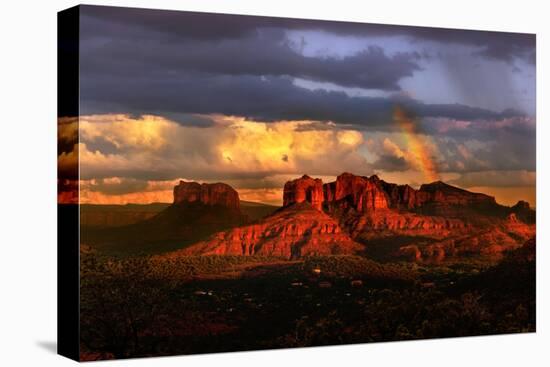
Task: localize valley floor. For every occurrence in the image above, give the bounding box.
[79,247,535,361]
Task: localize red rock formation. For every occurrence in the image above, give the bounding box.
[381,176,497,211]
[380,182,418,210]
[343,209,468,238]
[396,217,536,262]
[173,181,240,210]
[324,172,389,212]
[317,173,535,261]
[283,175,324,211]
[176,202,362,259]
[324,173,498,214]
[416,181,496,206]
[165,173,535,262]
[323,174,471,238]
[323,173,508,224]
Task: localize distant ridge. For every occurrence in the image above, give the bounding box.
[81,201,279,228]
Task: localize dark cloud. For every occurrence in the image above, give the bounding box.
[448,170,535,188]
[80,6,265,41]
[78,5,534,127]
[421,115,535,142]
[81,20,421,91]
[80,73,521,129]
[402,27,535,64]
[81,5,535,64]
[161,113,216,128]
[435,125,535,174]
[122,112,214,127]
[76,5,535,185]
[372,154,409,171]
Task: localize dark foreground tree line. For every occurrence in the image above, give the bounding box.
[79,239,535,360]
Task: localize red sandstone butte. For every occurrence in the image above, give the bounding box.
[324,172,389,211]
[283,175,324,211]
[173,181,240,210]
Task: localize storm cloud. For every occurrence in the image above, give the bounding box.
[80,73,522,128]
[81,5,535,64]
[79,5,534,129]
[67,5,536,206]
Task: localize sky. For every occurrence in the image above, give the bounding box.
[58,5,536,206]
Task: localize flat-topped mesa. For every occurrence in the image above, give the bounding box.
[323,172,389,212]
[283,175,324,211]
[173,180,240,210]
[417,181,496,206]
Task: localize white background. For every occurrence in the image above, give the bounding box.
[0,0,548,365]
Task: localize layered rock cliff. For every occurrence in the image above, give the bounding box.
[323,172,499,216]
[167,172,535,261]
[323,173,389,211]
[280,172,534,260]
[396,215,535,262]
[177,202,361,259]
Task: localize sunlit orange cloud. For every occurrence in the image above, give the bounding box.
[214,116,364,174]
[74,114,369,183]
[79,189,174,204]
[393,106,439,183]
[80,114,172,151]
[78,178,180,204]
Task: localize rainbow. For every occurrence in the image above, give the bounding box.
[393,106,439,183]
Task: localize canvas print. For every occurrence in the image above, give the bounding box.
[58,5,536,361]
